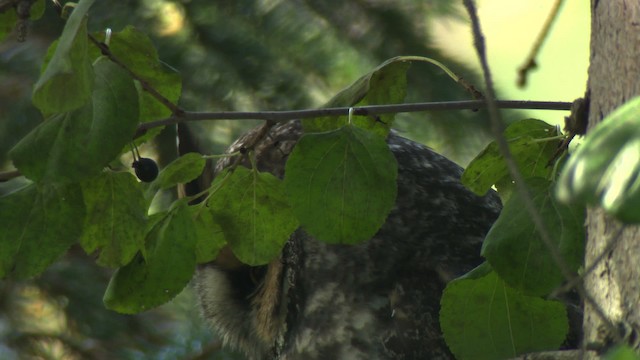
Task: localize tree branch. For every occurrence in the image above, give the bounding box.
[0,99,572,183]
[509,349,587,360]
[135,99,572,135]
[517,0,566,87]
[462,0,618,340]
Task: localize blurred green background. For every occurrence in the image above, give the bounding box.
[0,1,588,359]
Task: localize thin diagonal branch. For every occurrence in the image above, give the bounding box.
[517,0,566,87]
[551,225,625,299]
[462,0,618,338]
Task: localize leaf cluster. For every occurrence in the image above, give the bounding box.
[441,118,585,359]
[0,1,413,316]
[7,1,639,359]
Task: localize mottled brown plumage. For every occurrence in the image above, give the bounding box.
[192,120,501,359]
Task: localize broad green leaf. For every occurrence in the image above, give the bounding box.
[155,152,206,190]
[79,172,147,267]
[440,263,568,360]
[32,0,96,114]
[30,0,46,20]
[284,125,397,244]
[208,167,298,265]
[92,26,182,145]
[0,183,85,278]
[604,345,640,360]
[190,204,226,264]
[303,56,410,136]
[99,26,181,122]
[11,58,139,183]
[557,96,640,223]
[103,202,196,313]
[482,178,584,296]
[0,7,17,42]
[462,119,561,197]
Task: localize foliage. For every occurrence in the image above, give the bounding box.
[441,263,568,360]
[4,1,486,358]
[462,119,561,201]
[0,10,418,309]
[12,57,139,182]
[0,182,84,278]
[482,178,584,296]
[104,201,196,314]
[1,0,623,359]
[209,167,298,265]
[557,96,640,222]
[438,110,585,358]
[31,0,94,114]
[302,57,409,136]
[284,125,397,244]
[605,345,640,360]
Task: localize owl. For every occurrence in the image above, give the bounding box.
[190,120,502,359]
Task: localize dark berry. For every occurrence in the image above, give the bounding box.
[132,157,159,182]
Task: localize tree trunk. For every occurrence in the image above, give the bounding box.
[583,1,640,357]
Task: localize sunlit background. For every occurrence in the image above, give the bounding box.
[0,1,589,359]
[431,0,589,123]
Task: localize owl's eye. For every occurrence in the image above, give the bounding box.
[132,157,159,182]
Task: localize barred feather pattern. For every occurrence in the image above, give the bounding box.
[194,120,501,359]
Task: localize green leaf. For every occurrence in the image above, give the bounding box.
[284,125,397,244]
[440,263,568,360]
[30,0,46,20]
[11,57,139,183]
[208,167,298,265]
[303,56,410,136]
[154,152,206,190]
[32,0,96,114]
[0,7,17,42]
[0,183,85,278]
[102,26,181,122]
[79,172,147,267]
[103,202,196,314]
[482,178,584,296]
[190,204,226,264]
[92,26,182,145]
[462,119,561,197]
[557,96,640,223]
[604,345,640,360]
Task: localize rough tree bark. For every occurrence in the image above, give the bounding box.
[583,0,640,358]
[512,2,640,360]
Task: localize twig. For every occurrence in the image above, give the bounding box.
[517,0,566,88]
[87,34,183,116]
[135,100,572,135]
[0,169,21,182]
[550,226,625,298]
[462,0,618,338]
[0,99,573,183]
[397,56,484,99]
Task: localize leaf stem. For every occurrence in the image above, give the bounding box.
[396,56,484,99]
[530,134,567,143]
[202,152,241,160]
